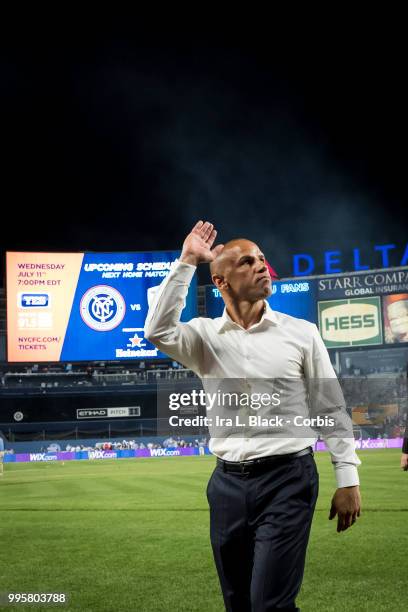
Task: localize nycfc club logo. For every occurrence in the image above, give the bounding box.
[80,285,126,331]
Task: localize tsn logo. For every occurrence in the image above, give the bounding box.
[18,293,50,308]
[319,298,382,347]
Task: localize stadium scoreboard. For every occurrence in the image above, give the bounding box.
[6,251,197,362]
[6,252,408,362]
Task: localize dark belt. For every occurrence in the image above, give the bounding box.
[216,446,313,475]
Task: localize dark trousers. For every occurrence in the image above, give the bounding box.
[207,453,319,612]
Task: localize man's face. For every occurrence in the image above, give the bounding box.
[214,241,273,302]
[388,298,408,342]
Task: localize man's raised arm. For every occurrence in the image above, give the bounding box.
[144,221,224,374]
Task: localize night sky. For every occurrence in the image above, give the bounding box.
[1,35,406,286]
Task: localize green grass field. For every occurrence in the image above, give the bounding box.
[0,450,407,612]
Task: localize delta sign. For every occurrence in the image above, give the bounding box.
[293,243,408,276]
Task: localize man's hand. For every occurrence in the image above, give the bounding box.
[329,485,361,532]
[180,221,224,267]
[401,453,408,471]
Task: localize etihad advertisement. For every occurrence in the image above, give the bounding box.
[6,251,197,362]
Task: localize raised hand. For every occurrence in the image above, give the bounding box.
[180,221,224,266]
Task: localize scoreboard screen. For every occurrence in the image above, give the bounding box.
[205,279,318,323]
[6,251,197,362]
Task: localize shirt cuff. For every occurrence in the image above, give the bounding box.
[170,258,197,281]
[333,463,360,488]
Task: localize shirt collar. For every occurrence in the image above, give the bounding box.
[215,300,279,333]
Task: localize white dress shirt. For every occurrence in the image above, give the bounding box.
[144,259,360,487]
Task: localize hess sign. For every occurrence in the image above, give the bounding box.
[318,297,383,348]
